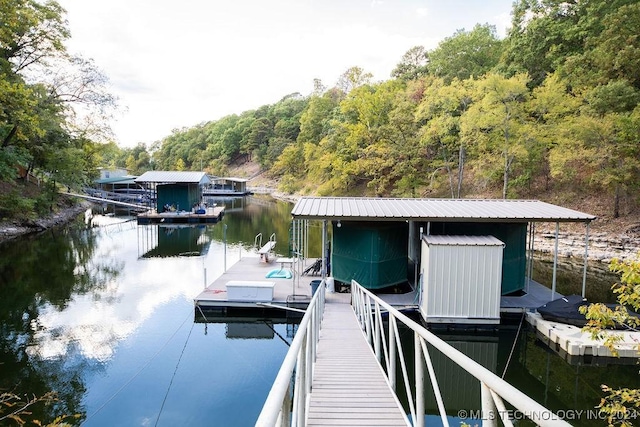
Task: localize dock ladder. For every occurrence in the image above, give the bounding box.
[256,232,276,262]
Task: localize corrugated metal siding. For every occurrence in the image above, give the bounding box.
[420,236,503,323]
[135,171,210,185]
[291,197,595,222]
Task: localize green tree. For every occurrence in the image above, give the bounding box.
[0,0,115,195]
[461,73,531,198]
[416,77,474,197]
[563,2,640,91]
[0,0,69,74]
[336,66,373,95]
[426,24,503,83]
[391,46,429,81]
[297,90,342,145]
[526,72,581,191]
[550,108,640,218]
[502,0,639,88]
[271,141,305,192]
[580,255,640,427]
[501,0,584,86]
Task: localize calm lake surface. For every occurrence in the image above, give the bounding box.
[0,195,637,426]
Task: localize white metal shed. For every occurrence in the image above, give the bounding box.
[420,235,505,324]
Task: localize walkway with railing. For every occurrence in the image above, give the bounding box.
[257,280,571,426]
[306,294,409,426]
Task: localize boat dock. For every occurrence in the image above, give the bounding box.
[194,256,419,313]
[194,254,570,321]
[195,256,314,311]
[137,206,225,224]
[307,293,410,426]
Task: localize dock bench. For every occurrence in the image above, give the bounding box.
[258,240,276,262]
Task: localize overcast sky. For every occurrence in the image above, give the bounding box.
[57,0,513,148]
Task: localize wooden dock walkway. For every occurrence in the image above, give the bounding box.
[308,294,410,426]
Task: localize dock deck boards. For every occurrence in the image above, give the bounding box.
[307,296,410,426]
[194,256,315,308]
[193,257,419,310]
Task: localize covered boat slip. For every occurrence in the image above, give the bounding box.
[291,197,596,324]
[134,171,225,224]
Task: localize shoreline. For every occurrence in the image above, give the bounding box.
[2,191,638,265]
[0,200,92,244]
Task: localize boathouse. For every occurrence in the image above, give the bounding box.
[135,171,210,213]
[291,197,596,324]
[203,177,250,196]
[133,171,225,224]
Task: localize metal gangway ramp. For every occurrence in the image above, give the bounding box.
[257,280,571,427]
[307,295,409,426]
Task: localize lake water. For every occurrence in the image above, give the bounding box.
[0,195,637,426]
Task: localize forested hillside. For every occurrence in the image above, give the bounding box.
[2,0,640,225]
[145,0,640,221]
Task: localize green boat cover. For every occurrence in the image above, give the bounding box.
[332,222,408,290]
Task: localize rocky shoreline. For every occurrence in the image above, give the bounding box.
[534,231,639,264]
[0,200,92,243]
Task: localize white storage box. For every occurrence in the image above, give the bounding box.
[226,280,276,302]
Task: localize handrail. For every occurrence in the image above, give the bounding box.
[256,279,326,427]
[254,233,262,249]
[351,280,571,427]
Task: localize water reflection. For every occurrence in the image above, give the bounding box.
[0,196,300,426]
[24,220,214,363]
[137,224,212,258]
[532,255,621,303]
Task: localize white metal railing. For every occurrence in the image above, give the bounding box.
[256,279,326,427]
[351,280,571,427]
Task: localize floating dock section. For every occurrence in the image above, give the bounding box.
[195,256,313,312]
[137,206,225,224]
[527,312,640,358]
[194,256,419,313]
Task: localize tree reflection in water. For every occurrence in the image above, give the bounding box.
[0,214,123,424]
